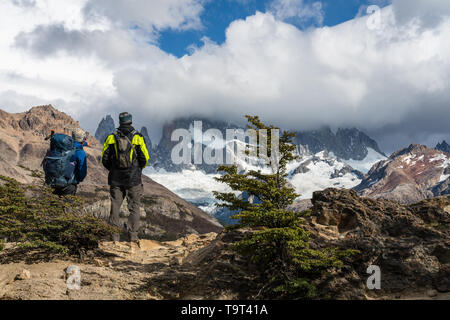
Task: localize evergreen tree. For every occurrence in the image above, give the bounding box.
[214,115,354,299]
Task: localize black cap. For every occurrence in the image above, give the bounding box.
[119,112,132,125]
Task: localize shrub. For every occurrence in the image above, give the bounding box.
[0,175,118,256]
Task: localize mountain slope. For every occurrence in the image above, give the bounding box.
[354,144,450,203]
[0,105,222,239]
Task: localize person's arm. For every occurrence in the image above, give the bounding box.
[134,134,150,168]
[75,150,87,183]
[101,135,116,171]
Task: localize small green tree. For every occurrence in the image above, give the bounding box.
[214,116,353,299]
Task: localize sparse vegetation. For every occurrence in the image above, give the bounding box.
[0,175,118,256]
[214,116,357,299]
[141,196,158,207]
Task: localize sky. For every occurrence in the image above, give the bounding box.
[0,0,449,153]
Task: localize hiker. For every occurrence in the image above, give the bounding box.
[43,128,87,196]
[101,112,150,242]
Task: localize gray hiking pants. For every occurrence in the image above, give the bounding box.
[108,184,143,240]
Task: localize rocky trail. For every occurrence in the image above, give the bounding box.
[0,233,216,300]
[0,231,258,300]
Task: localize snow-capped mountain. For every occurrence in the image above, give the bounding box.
[150,117,241,174]
[96,116,387,225]
[149,117,386,173]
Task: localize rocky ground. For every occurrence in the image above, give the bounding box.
[1,188,449,300]
[0,233,227,300]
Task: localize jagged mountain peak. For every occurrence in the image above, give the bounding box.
[296,126,385,161]
[436,140,450,154]
[94,115,116,144]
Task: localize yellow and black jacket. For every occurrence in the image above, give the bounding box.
[101,125,150,187]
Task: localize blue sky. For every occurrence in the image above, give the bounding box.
[160,0,391,57]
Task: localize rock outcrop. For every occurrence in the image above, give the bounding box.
[307,188,450,299]
[436,141,450,154]
[0,105,223,239]
[140,126,152,152]
[354,144,450,204]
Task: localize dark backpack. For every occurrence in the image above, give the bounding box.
[42,134,77,188]
[113,130,137,169]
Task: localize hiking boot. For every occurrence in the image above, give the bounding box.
[111,233,120,242]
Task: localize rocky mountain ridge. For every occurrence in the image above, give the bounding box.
[354,144,450,204]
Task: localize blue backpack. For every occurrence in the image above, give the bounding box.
[42,134,77,188]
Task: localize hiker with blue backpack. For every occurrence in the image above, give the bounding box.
[101,112,150,242]
[42,128,87,196]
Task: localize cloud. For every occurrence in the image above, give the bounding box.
[110,9,450,137]
[269,0,324,27]
[14,23,168,67]
[83,0,205,32]
[393,0,450,28]
[11,0,36,8]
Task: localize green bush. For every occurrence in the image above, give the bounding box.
[214,116,357,299]
[0,175,118,256]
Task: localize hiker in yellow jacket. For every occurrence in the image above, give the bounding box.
[101,112,150,242]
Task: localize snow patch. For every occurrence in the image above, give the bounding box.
[290,152,362,200]
[144,167,233,213]
[338,148,386,173]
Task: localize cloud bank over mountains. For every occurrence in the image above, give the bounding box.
[0,0,449,152]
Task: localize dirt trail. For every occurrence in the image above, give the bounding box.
[0,233,218,300]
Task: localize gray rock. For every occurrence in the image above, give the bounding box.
[94,115,115,144]
[15,269,31,281]
[436,140,450,154]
